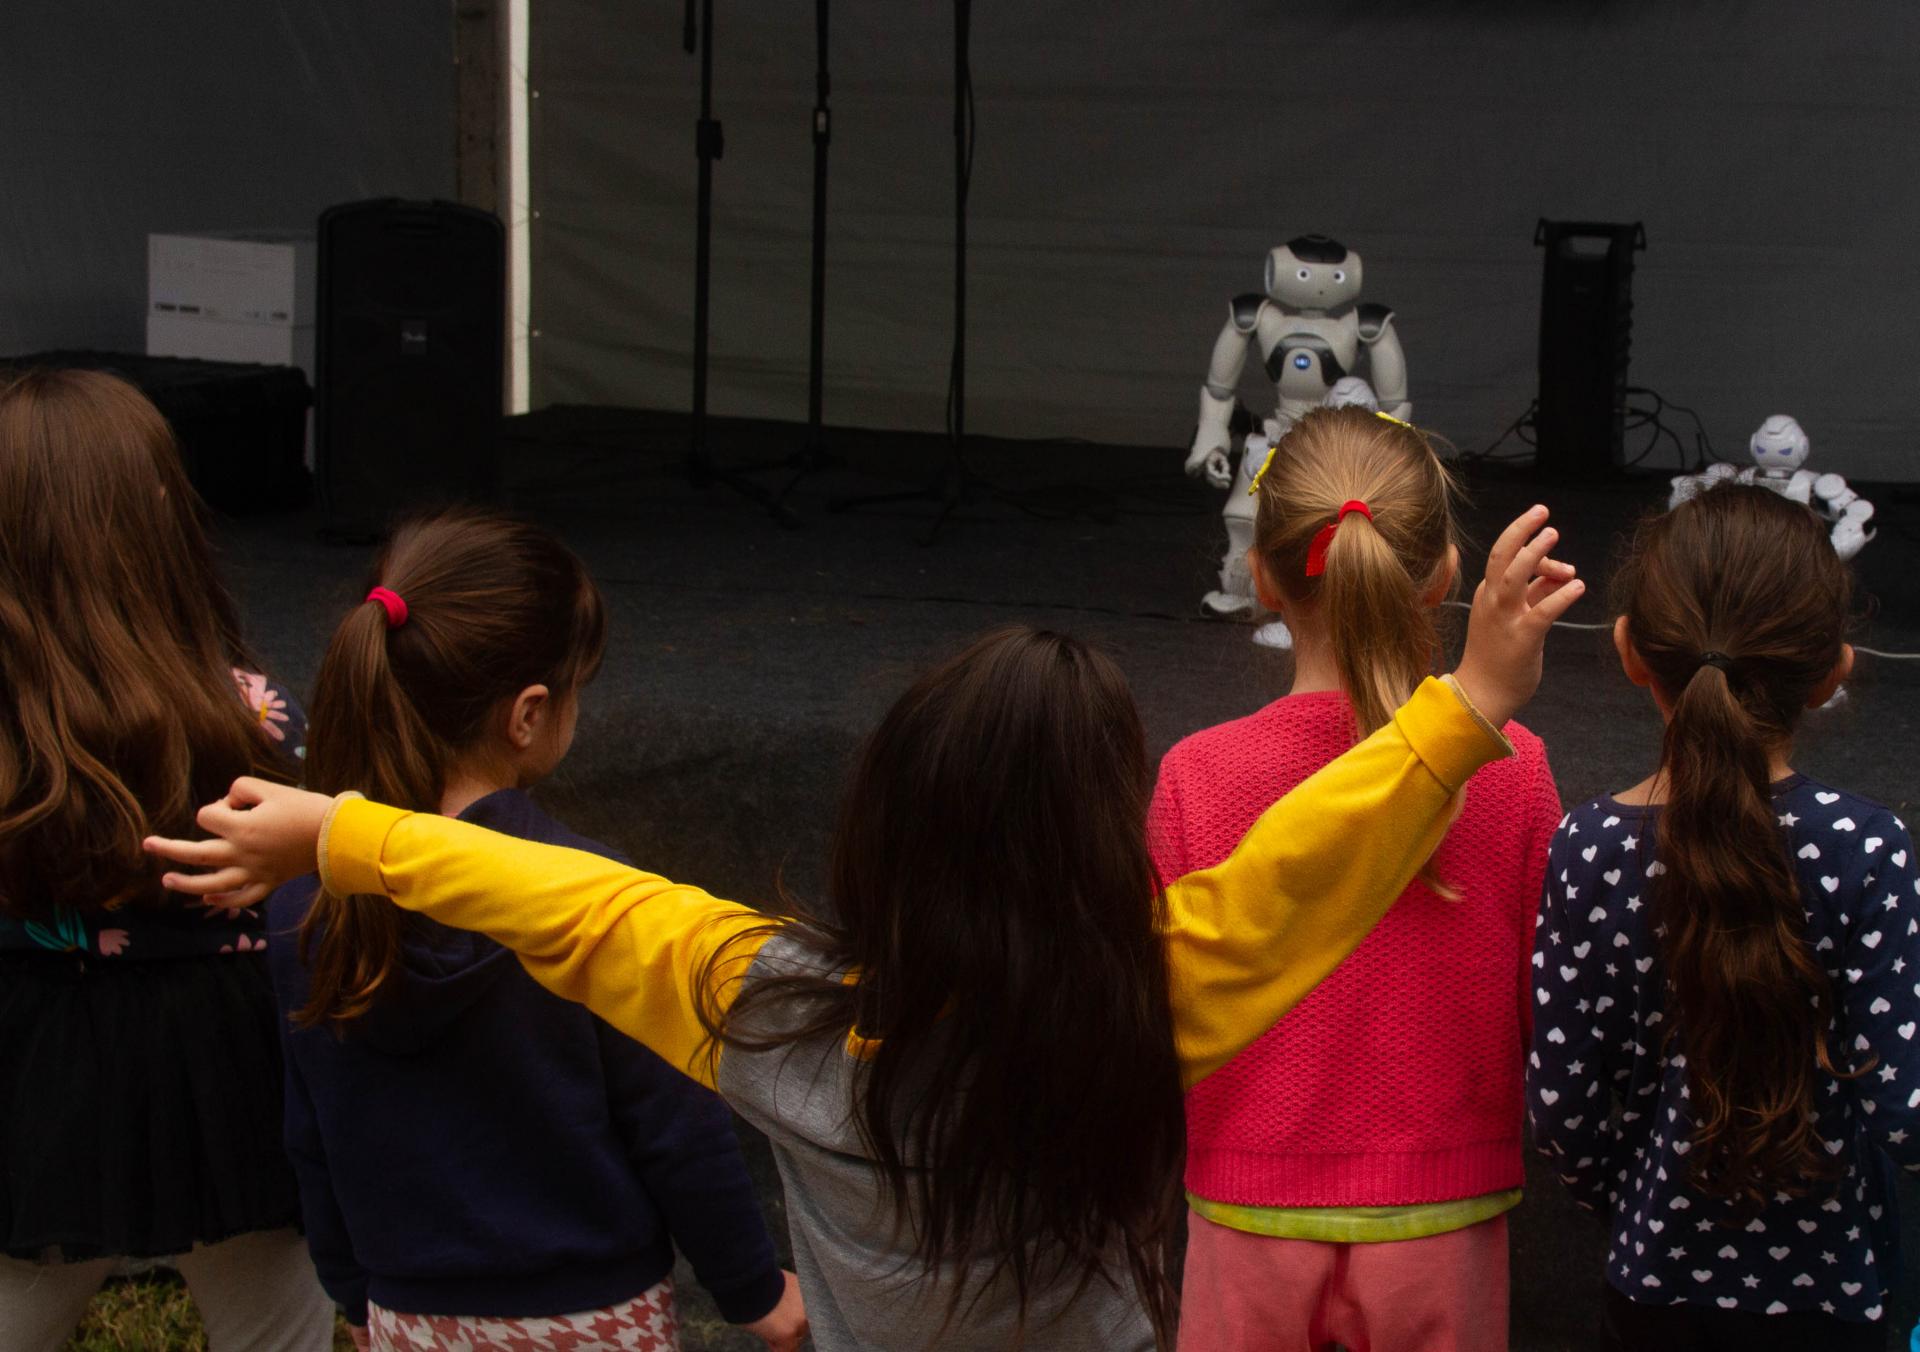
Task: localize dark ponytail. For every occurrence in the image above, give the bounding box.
[296,510,604,1029]
[1616,484,1854,1208]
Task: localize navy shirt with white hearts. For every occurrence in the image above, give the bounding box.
[1528,776,1920,1325]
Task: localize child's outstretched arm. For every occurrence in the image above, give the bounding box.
[1168,506,1583,1088]
[145,790,771,1087]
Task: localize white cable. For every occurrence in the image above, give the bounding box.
[1438,602,1920,656]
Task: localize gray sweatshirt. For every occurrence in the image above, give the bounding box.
[717,934,1156,1352]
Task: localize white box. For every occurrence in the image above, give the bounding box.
[145,312,314,376]
[148,232,314,328]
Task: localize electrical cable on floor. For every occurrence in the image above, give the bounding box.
[1439,601,1920,653]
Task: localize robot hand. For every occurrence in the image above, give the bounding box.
[1668,473,1705,509]
[1201,448,1233,489]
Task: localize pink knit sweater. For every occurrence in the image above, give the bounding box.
[1150,690,1560,1208]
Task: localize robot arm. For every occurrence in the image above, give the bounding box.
[1813,472,1860,520]
[1189,294,1264,477]
[1356,304,1410,420]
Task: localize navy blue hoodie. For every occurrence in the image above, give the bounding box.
[265,789,783,1326]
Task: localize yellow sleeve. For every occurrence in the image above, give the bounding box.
[321,801,772,1089]
[1168,675,1511,1088]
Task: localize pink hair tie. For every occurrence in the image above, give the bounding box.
[365,586,409,629]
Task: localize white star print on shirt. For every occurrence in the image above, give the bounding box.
[1527,781,1920,1322]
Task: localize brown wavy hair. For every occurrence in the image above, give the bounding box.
[1252,405,1462,893]
[1615,483,1855,1208]
[697,627,1185,1345]
[0,368,287,920]
[296,510,604,1029]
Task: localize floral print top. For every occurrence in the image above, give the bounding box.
[0,669,306,962]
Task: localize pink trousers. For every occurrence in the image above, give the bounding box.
[1179,1210,1510,1352]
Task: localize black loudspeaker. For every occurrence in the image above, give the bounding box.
[316,199,504,524]
[1533,220,1645,481]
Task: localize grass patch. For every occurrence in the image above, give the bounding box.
[65,1274,357,1352]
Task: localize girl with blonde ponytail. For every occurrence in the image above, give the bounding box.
[1530,483,1916,1350]
[1150,406,1563,1352]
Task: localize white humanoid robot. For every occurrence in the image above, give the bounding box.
[1200,377,1383,652]
[1668,415,1875,560]
[1186,236,1411,641]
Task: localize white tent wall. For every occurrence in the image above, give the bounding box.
[530,1,1920,481]
[0,0,454,356]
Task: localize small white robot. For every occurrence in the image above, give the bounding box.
[1186,236,1411,642]
[1196,378,1383,652]
[1668,415,1875,560]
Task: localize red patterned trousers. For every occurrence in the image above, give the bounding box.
[369,1277,679,1352]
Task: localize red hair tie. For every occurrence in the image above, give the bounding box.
[365,586,409,629]
[1304,500,1373,578]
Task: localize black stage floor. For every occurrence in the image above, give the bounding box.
[219,409,1920,1350]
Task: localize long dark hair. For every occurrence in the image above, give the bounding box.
[1615,484,1854,1208]
[296,510,604,1029]
[699,627,1185,1342]
[0,368,286,919]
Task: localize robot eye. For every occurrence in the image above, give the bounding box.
[1296,268,1311,282]
[1333,270,1346,283]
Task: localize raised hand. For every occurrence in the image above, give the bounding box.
[142,776,337,908]
[1451,504,1583,728]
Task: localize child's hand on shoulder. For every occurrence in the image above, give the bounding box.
[142,776,337,909]
[1452,504,1583,727]
[742,1269,809,1352]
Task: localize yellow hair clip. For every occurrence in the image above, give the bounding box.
[1245,442,1279,496]
[1374,411,1415,430]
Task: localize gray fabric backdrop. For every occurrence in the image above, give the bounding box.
[530,1,1920,480]
[0,0,452,356]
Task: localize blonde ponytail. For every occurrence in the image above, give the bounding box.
[1252,406,1462,893]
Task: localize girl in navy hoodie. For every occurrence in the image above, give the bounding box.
[267,511,805,1352]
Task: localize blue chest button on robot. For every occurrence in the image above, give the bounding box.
[1292,353,1312,370]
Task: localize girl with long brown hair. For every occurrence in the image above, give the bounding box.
[264,510,804,1352]
[146,505,1582,1350]
[0,368,333,1350]
[1529,483,1919,1350]
[1152,407,1564,1352]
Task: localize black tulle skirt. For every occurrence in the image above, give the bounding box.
[0,952,301,1262]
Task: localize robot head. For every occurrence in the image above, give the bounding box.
[1749,415,1809,472]
[1265,236,1363,311]
[1324,377,1379,411]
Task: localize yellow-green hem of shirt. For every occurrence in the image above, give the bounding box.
[1186,1187,1522,1243]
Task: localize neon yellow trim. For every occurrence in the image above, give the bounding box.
[1187,1188,1521,1244]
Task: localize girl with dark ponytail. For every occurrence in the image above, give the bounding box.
[1530,483,1920,1350]
[265,511,805,1352]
